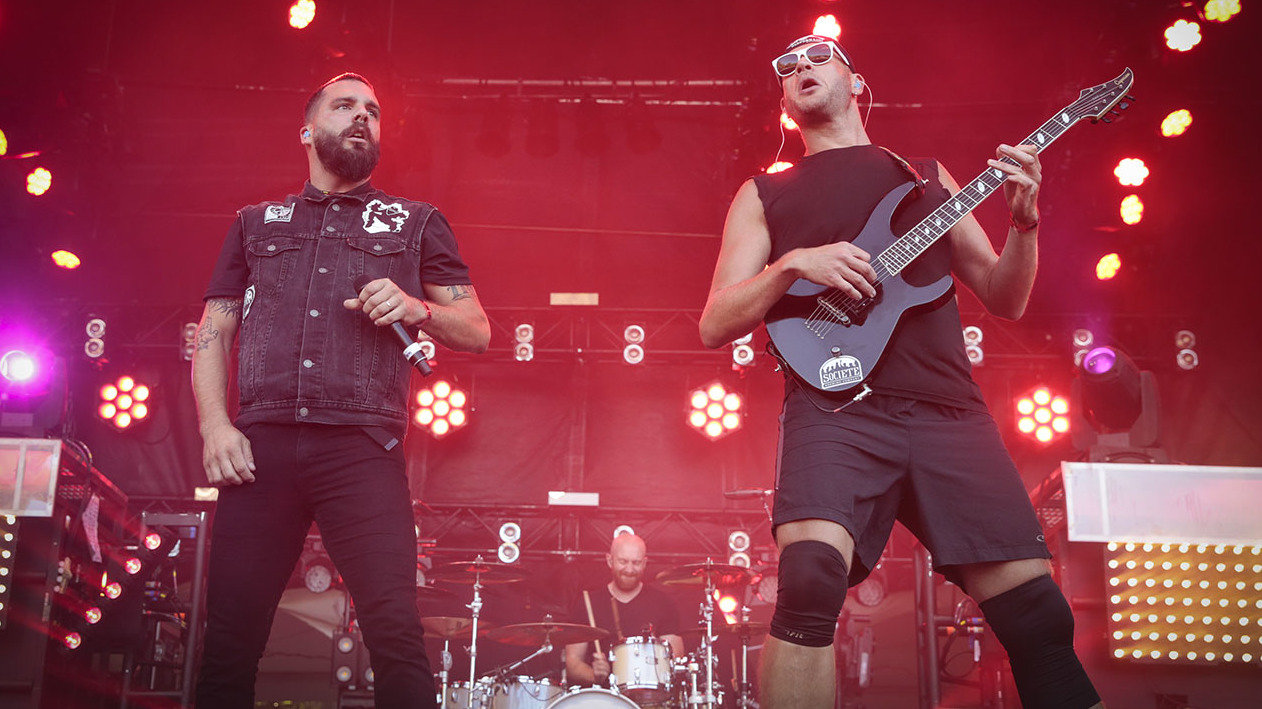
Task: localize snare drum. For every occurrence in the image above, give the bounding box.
[491,676,563,709]
[544,687,638,708]
[610,636,672,704]
[443,678,494,709]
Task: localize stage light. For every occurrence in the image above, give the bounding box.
[499,522,522,544]
[303,557,335,593]
[1204,0,1240,22]
[288,0,316,29]
[84,317,106,359]
[1096,253,1122,281]
[1174,330,1200,371]
[854,568,887,608]
[1105,542,1261,664]
[1079,347,1143,432]
[26,167,52,196]
[780,111,798,131]
[717,593,740,615]
[732,333,755,368]
[1114,158,1149,187]
[1118,192,1146,225]
[180,322,197,361]
[51,250,81,269]
[514,323,534,362]
[1165,19,1202,51]
[413,380,469,438]
[1161,109,1193,137]
[0,517,15,629]
[623,324,645,365]
[962,325,984,366]
[0,128,7,156]
[497,541,520,564]
[0,350,37,384]
[97,375,151,429]
[813,14,842,39]
[1015,385,1070,445]
[728,529,752,567]
[765,161,794,174]
[688,382,743,441]
[613,525,635,539]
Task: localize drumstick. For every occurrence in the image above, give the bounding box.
[610,597,624,644]
[582,589,603,656]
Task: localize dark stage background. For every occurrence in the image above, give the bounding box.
[2,0,1261,707]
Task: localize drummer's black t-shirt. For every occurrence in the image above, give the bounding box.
[566,583,680,656]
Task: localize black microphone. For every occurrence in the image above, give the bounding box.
[724,488,773,500]
[353,275,432,377]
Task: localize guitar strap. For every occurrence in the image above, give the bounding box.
[877,146,929,196]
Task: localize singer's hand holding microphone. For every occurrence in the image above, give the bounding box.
[346,275,433,376]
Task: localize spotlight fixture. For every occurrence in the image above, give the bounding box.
[962,325,983,366]
[612,525,635,540]
[687,382,743,441]
[728,530,752,567]
[1071,346,1164,460]
[180,323,197,362]
[499,522,522,544]
[1014,385,1070,445]
[732,333,755,368]
[497,542,520,564]
[412,380,469,438]
[514,323,534,362]
[623,324,645,365]
[303,557,336,594]
[97,375,151,430]
[1175,330,1199,371]
[85,317,106,359]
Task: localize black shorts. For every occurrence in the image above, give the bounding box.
[773,387,1050,588]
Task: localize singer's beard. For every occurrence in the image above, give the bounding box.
[314,128,380,183]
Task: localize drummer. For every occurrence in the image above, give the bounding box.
[564,533,684,686]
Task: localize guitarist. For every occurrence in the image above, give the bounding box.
[699,35,1103,709]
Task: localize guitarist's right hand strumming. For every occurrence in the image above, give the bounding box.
[785,241,878,303]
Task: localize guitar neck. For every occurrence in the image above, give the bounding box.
[878,110,1079,276]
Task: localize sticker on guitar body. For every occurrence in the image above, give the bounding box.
[820,354,864,390]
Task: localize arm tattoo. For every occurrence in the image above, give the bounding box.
[195,320,220,352]
[208,297,243,319]
[446,285,473,302]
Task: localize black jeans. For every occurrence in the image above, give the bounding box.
[195,423,435,708]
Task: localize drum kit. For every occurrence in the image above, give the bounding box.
[422,556,765,709]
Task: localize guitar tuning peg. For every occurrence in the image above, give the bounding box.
[1118,102,1130,111]
[1100,116,1113,124]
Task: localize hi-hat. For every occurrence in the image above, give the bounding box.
[421,616,495,639]
[429,560,527,584]
[683,621,770,640]
[488,621,610,647]
[656,560,753,587]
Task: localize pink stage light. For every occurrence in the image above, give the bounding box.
[98,375,152,429]
[1015,386,1070,445]
[765,161,794,174]
[51,250,82,269]
[1204,0,1241,22]
[1096,253,1122,281]
[413,380,469,438]
[1120,195,1144,226]
[813,14,841,40]
[687,382,742,441]
[1114,158,1149,187]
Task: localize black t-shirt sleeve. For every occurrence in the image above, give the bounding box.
[419,209,472,286]
[203,215,249,300]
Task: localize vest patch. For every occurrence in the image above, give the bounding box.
[264,204,294,224]
[361,199,410,234]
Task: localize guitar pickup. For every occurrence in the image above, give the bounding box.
[817,297,853,326]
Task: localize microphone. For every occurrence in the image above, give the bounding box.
[353,275,432,377]
[724,488,773,500]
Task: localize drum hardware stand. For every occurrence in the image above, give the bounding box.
[466,555,487,700]
[439,639,453,709]
[689,558,719,709]
[735,606,759,708]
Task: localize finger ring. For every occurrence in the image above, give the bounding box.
[384,299,392,308]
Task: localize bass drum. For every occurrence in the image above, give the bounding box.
[545,687,639,708]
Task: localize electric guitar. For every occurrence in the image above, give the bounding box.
[765,68,1135,396]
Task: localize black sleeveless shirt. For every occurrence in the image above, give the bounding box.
[752,145,987,411]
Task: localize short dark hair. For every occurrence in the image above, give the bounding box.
[304,73,375,123]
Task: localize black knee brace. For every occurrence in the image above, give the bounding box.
[769,540,849,647]
[979,574,1101,709]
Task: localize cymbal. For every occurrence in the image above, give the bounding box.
[429,560,527,584]
[683,621,770,639]
[487,621,610,647]
[656,561,753,587]
[416,584,455,600]
[421,616,495,639]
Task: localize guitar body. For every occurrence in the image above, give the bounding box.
[765,181,955,395]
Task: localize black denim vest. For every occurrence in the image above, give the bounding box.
[234,182,432,436]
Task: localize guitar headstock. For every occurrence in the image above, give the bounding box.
[1067,67,1135,125]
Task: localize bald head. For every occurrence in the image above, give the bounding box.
[607,533,648,592]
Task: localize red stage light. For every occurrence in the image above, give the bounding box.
[413,380,469,438]
[144,532,163,551]
[1204,0,1241,22]
[1096,253,1122,281]
[1015,386,1070,445]
[0,128,8,156]
[124,557,142,575]
[25,167,52,196]
[1164,20,1202,51]
[62,631,83,650]
[717,594,740,614]
[765,161,794,174]
[813,14,841,40]
[1114,158,1149,187]
[103,580,122,600]
[289,0,316,29]
[98,375,152,429]
[687,382,742,441]
[82,606,102,625]
[51,250,81,269]
[779,111,798,132]
[1120,195,1144,225]
[1161,109,1193,137]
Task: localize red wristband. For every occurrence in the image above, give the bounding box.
[419,299,433,323]
[1010,213,1040,232]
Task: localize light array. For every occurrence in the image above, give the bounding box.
[687,382,743,441]
[1014,386,1069,444]
[0,516,16,629]
[98,375,151,429]
[413,380,468,438]
[1106,542,1262,665]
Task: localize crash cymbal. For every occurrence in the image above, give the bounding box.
[429,560,527,584]
[487,621,610,647]
[420,616,495,639]
[656,561,753,587]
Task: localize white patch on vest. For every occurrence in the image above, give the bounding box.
[264,204,294,224]
[361,199,411,234]
[243,284,255,320]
